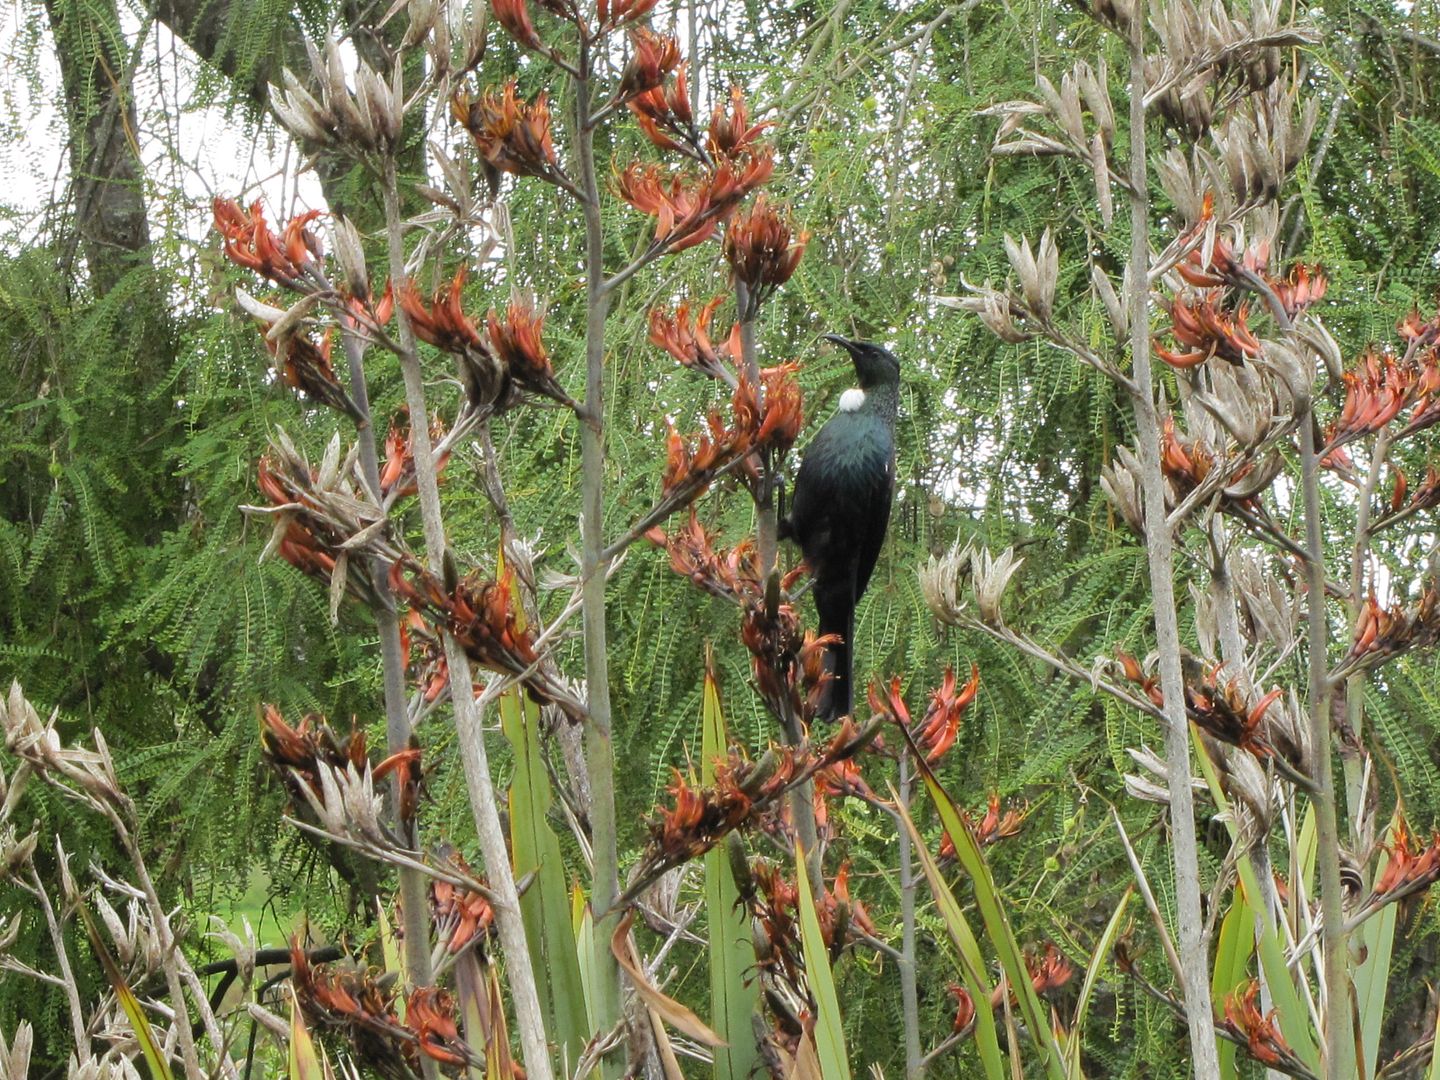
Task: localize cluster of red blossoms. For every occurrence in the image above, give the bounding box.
[946,943,1074,1035]
[254,452,401,604]
[1369,818,1440,909]
[618,82,777,255]
[649,296,737,381]
[647,513,833,725]
[452,81,563,183]
[290,943,478,1073]
[213,199,322,287]
[1342,587,1440,675]
[1154,200,1329,372]
[1184,674,1299,769]
[749,859,877,991]
[1221,982,1303,1071]
[650,748,797,861]
[1156,294,1262,369]
[381,411,451,500]
[938,793,1027,861]
[259,704,424,836]
[399,267,569,412]
[661,367,803,499]
[214,199,395,418]
[866,665,980,764]
[492,0,660,59]
[387,559,539,682]
[1113,651,1298,768]
[431,859,496,956]
[1386,464,1440,523]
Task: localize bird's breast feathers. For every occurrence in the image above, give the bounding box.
[838,387,866,412]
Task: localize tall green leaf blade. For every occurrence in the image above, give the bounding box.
[912,749,1067,1079]
[700,665,760,1080]
[289,994,328,1080]
[1194,741,1321,1071]
[1210,886,1255,1079]
[1067,887,1132,1079]
[794,843,851,1080]
[893,789,1007,1080]
[1356,811,1402,1079]
[1425,991,1440,1080]
[78,900,174,1080]
[500,687,588,1064]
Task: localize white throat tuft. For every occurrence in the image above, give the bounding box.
[838,388,866,413]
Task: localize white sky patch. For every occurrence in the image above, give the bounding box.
[0,6,323,255]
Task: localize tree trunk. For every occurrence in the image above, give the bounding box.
[44,0,152,295]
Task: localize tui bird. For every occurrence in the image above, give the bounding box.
[779,334,900,721]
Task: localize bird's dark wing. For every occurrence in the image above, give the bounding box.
[787,414,895,595]
[853,451,896,598]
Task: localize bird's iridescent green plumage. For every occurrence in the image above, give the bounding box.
[781,337,900,720]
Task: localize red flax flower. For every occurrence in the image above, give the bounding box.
[650,751,793,861]
[388,559,540,678]
[1223,982,1299,1069]
[1114,649,1165,708]
[431,869,495,955]
[259,704,369,809]
[658,370,797,499]
[617,149,774,254]
[1182,665,1294,765]
[1026,943,1074,995]
[723,196,808,308]
[406,988,468,1066]
[627,62,693,153]
[651,767,750,861]
[1159,416,1215,496]
[289,940,412,1075]
[649,296,732,379]
[1389,464,1440,519]
[213,199,323,287]
[948,985,977,1032]
[1270,262,1327,318]
[742,602,836,727]
[939,793,1025,859]
[492,0,543,49]
[1370,818,1440,906]
[1345,587,1440,672]
[453,82,561,180]
[255,457,341,580]
[597,0,660,30]
[264,327,362,420]
[1397,307,1440,347]
[617,28,681,100]
[400,267,485,354]
[814,754,875,801]
[616,163,721,253]
[913,663,980,763]
[1401,347,1440,436]
[756,364,805,457]
[380,411,450,498]
[1325,347,1414,454]
[1156,294,1262,369]
[487,300,557,392]
[708,84,770,159]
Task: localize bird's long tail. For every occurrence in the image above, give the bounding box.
[815,573,857,722]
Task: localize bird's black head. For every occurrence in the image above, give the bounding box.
[824,334,901,390]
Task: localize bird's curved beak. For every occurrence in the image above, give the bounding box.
[822,333,857,354]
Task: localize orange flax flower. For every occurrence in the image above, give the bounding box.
[400,267,485,354]
[724,196,808,306]
[618,28,681,100]
[453,81,560,179]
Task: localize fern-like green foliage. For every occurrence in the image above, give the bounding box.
[8,0,1440,1073]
